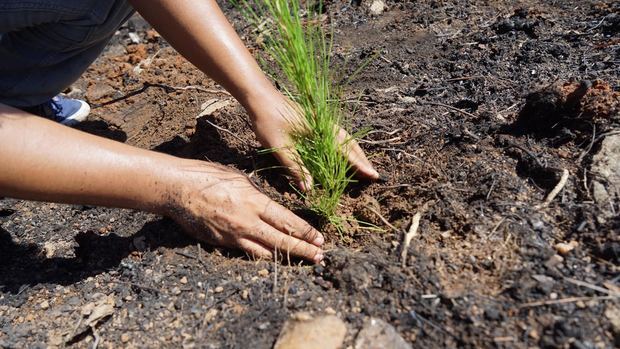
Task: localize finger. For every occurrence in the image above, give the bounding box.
[237,238,273,261]
[252,221,324,263]
[337,128,380,179]
[273,146,313,192]
[259,200,324,247]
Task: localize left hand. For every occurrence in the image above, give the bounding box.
[244,90,380,191]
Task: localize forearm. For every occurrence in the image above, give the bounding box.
[129,0,275,110]
[0,104,178,213]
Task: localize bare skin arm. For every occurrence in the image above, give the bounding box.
[0,104,324,263]
[128,0,380,190]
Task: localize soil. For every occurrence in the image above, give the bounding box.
[1,0,619,348]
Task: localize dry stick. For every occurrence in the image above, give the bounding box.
[535,169,570,209]
[564,277,619,296]
[401,212,422,267]
[203,119,247,145]
[422,101,478,118]
[93,82,230,109]
[273,246,278,296]
[519,295,618,308]
[358,136,402,145]
[366,206,400,233]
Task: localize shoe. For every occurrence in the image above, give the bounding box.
[22,95,90,125]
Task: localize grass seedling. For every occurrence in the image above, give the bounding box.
[236,0,359,229]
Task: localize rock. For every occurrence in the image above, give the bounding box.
[544,254,564,268]
[86,82,117,102]
[214,286,224,293]
[367,0,386,15]
[257,269,269,277]
[40,300,49,310]
[605,306,620,344]
[274,313,347,349]
[591,134,620,217]
[120,333,131,343]
[355,318,411,349]
[180,276,188,284]
[128,32,141,44]
[554,241,578,255]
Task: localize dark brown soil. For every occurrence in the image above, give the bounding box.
[1,0,619,348]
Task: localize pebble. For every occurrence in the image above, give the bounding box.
[241,289,249,300]
[180,276,188,284]
[121,333,130,343]
[355,318,411,349]
[544,254,564,268]
[257,269,269,277]
[554,241,578,255]
[274,314,346,349]
[214,286,224,293]
[40,301,49,310]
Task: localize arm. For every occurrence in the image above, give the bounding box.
[0,104,324,263]
[128,0,379,190]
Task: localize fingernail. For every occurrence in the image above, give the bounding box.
[370,168,380,179]
[313,235,324,246]
[314,253,324,263]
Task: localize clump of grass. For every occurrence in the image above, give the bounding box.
[236,0,357,227]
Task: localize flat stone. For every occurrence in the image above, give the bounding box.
[355,318,411,349]
[274,313,346,349]
[590,134,620,217]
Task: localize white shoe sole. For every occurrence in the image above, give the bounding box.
[60,100,91,126]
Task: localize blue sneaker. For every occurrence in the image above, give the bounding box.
[22,95,90,125]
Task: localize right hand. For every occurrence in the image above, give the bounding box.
[164,160,324,263]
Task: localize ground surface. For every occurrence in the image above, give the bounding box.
[1,0,619,348]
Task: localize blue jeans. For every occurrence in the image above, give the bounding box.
[0,0,134,107]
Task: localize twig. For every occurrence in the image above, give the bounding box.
[535,169,569,209]
[577,130,620,163]
[445,75,484,82]
[273,246,278,296]
[519,295,618,308]
[401,212,422,267]
[203,119,248,145]
[366,206,400,233]
[422,101,477,118]
[92,82,229,108]
[505,142,544,168]
[564,277,619,296]
[359,136,402,145]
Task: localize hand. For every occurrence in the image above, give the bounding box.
[165,160,324,263]
[246,90,380,191]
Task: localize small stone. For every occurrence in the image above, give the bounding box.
[172,287,182,295]
[545,254,564,268]
[274,314,346,349]
[241,289,249,300]
[554,241,578,255]
[128,32,141,44]
[368,0,386,16]
[325,307,336,315]
[40,300,50,310]
[257,269,269,277]
[121,333,131,343]
[180,276,188,284]
[355,318,411,349]
[214,286,224,293]
[529,328,540,340]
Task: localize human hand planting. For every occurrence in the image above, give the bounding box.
[246,90,380,191]
[167,160,325,263]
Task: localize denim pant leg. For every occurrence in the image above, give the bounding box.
[0,0,135,107]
